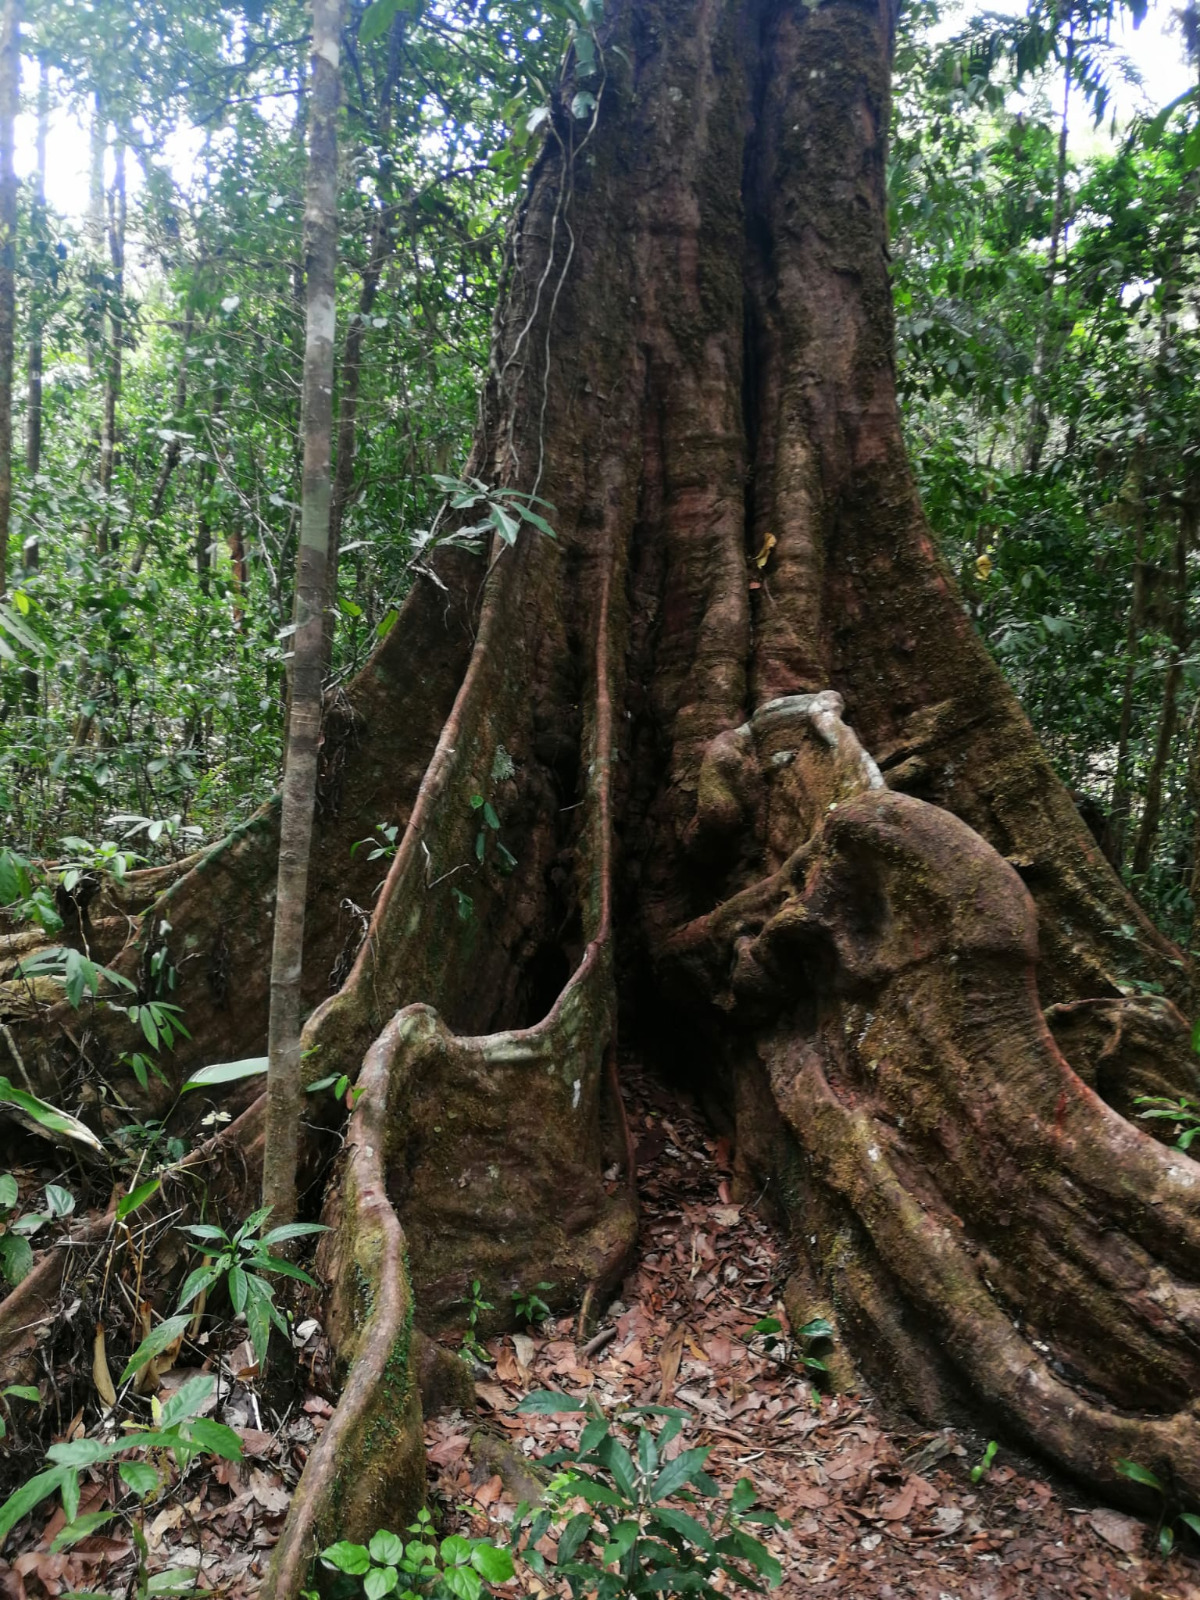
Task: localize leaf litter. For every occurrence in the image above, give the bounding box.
[2,1068,1197,1599]
[426,1067,1200,1599]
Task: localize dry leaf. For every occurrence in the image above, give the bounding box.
[753,532,776,568]
[474,1382,515,1411]
[1088,1508,1143,1555]
[658,1326,686,1401]
[249,1468,290,1515]
[511,1333,536,1369]
[92,1324,116,1409]
[495,1346,522,1384]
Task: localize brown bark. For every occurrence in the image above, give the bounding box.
[97,139,126,556]
[7,0,1200,1585]
[263,0,346,1226]
[25,57,48,481]
[1131,512,1191,878]
[0,0,18,597]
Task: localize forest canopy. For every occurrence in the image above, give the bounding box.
[3,0,1195,939]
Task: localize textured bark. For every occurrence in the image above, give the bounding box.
[0,0,18,595]
[263,0,345,1226]
[25,56,46,482]
[6,0,1200,1587]
[1131,514,1190,878]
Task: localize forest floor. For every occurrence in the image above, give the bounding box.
[1,1067,1198,1600]
[428,1067,1200,1600]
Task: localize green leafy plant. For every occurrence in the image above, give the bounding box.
[512,1391,783,1599]
[1134,1095,1200,1152]
[459,1278,494,1365]
[0,847,61,932]
[14,945,137,1010]
[0,1383,39,1440]
[320,1509,514,1600]
[970,1439,998,1484]
[122,1207,327,1376]
[512,1281,554,1329]
[744,1312,833,1377]
[1115,1458,1200,1557]
[0,1371,242,1549]
[351,823,400,863]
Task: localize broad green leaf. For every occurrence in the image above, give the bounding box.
[146,1570,200,1594]
[0,1467,67,1542]
[650,1507,714,1552]
[321,1543,371,1575]
[159,1374,215,1429]
[364,1567,398,1600]
[185,1418,243,1461]
[0,1173,17,1209]
[369,1531,405,1566]
[1115,1458,1165,1493]
[555,1512,593,1565]
[516,1390,585,1414]
[117,1179,160,1221]
[119,1461,161,1498]
[120,1314,190,1384]
[651,1446,711,1502]
[469,1543,514,1582]
[0,1078,104,1154]
[259,1221,329,1248]
[51,1511,116,1552]
[0,1232,33,1286]
[182,1057,268,1091]
[441,1567,481,1600]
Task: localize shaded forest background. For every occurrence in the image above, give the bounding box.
[4,0,1199,956]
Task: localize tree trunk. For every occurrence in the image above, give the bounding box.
[25,55,48,481]
[8,0,1200,1588]
[1131,512,1191,879]
[0,0,18,597]
[98,138,126,555]
[263,0,345,1226]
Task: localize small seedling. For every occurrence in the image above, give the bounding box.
[971,1440,998,1483]
[511,1281,554,1328]
[1115,1457,1200,1557]
[745,1313,833,1376]
[320,1508,513,1600]
[460,1278,494,1364]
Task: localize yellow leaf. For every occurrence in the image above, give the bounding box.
[974,553,993,581]
[754,532,777,570]
[93,1323,117,1408]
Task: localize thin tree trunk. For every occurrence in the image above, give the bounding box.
[1025,29,1072,476]
[0,0,19,598]
[1111,476,1147,867]
[26,57,48,480]
[1131,513,1191,877]
[98,138,127,554]
[321,13,405,672]
[263,0,344,1225]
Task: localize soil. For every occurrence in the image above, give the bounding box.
[426,1068,1200,1600]
[2,1066,1198,1600]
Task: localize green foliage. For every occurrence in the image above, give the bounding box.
[1135,1095,1200,1151]
[1114,1457,1200,1557]
[164,1207,327,1372]
[970,1440,998,1484]
[459,1278,494,1366]
[319,1510,515,1600]
[0,1383,40,1442]
[512,1281,554,1328]
[512,1393,783,1599]
[0,1371,241,1549]
[744,1313,834,1377]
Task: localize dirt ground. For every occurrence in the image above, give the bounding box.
[2,1066,1197,1600]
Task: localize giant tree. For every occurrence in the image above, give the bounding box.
[5,0,1200,1589]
